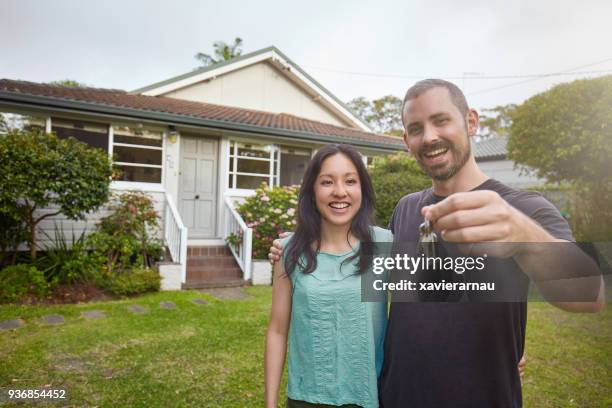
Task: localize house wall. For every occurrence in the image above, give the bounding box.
[163,62,352,128]
[477,159,545,188]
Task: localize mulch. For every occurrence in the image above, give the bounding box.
[16,283,117,305]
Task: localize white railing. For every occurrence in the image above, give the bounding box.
[164,193,188,283]
[223,197,253,280]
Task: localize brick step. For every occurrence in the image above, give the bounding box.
[187,257,239,268]
[182,279,249,289]
[186,268,243,282]
[187,246,232,257]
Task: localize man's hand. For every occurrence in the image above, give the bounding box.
[268,232,291,265]
[518,354,526,384]
[422,190,553,258]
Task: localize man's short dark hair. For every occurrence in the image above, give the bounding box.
[401,79,469,127]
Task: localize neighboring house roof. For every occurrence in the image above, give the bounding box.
[471,137,508,161]
[0,79,405,151]
[131,46,372,131]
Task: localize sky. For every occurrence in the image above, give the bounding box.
[1,0,611,111]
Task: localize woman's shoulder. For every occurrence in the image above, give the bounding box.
[370,226,393,242]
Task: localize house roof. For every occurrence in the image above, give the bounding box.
[471,137,508,161]
[0,79,405,151]
[131,46,372,131]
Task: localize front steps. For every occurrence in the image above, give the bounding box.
[182,245,249,289]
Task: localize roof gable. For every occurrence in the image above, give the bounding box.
[132,46,371,132]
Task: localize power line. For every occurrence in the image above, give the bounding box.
[302,60,612,81]
[467,57,612,95]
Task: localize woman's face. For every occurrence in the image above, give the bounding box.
[314,153,362,228]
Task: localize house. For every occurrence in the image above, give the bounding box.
[0,46,405,289]
[471,137,546,188]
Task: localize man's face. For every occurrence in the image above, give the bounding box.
[402,87,473,181]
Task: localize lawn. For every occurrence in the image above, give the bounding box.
[0,287,610,407]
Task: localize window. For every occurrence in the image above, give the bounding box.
[228,141,311,189]
[112,125,163,183]
[52,118,108,151]
[280,146,311,186]
[0,112,45,134]
[228,141,277,189]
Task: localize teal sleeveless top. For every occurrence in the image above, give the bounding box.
[281,226,393,408]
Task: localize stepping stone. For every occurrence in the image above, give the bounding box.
[81,310,106,320]
[0,319,24,330]
[42,314,65,325]
[200,287,250,301]
[159,301,176,310]
[127,305,148,314]
[191,298,208,305]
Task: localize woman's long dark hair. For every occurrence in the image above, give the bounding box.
[284,144,375,276]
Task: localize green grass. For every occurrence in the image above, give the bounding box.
[0,288,609,407]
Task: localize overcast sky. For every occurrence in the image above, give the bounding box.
[1,0,611,110]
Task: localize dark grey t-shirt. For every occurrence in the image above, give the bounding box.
[379,179,573,408]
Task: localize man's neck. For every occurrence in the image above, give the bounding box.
[431,156,489,197]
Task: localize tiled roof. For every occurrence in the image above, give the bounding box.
[0,79,405,150]
[471,137,508,161]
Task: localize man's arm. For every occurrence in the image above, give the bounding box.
[424,191,604,312]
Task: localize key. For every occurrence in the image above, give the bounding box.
[417,219,438,258]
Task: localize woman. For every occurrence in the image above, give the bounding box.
[264,144,391,408]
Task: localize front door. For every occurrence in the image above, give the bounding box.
[179,135,218,238]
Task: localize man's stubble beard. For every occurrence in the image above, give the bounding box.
[416,130,471,182]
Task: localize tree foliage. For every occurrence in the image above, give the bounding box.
[347,95,403,136]
[508,76,612,184]
[369,152,430,227]
[0,129,113,260]
[478,104,516,140]
[195,37,243,68]
[48,79,88,87]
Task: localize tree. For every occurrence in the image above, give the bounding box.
[508,76,612,184]
[0,129,113,260]
[347,95,404,136]
[477,104,516,140]
[49,79,87,87]
[194,37,243,68]
[508,75,612,240]
[368,152,430,227]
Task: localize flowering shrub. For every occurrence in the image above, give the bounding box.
[229,183,299,259]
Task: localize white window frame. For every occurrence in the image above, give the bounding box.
[228,140,279,190]
[110,124,165,186]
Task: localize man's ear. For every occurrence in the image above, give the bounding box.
[467,108,479,137]
[402,130,411,153]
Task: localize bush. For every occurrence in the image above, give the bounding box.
[369,152,430,227]
[95,267,161,296]
[36,227,104,285]
[0,212,28,269]
[87,191,163,272]
[0,129,113,260]
[0,264,48,303]
[230,183,299,259]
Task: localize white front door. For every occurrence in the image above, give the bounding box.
[179,135,218,238]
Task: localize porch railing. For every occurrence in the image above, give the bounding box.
[164,192,188,283]
[223,197,253,280]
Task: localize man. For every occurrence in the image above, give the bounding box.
[270,79,604,407]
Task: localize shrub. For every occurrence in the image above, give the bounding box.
[36,227,104,285]
[95,267,161,296]
[0,264,48,303]
[88,191,163,272]
[0,212,28,269]
[230,183,299,259]
[0,129,113,260]
[369,152,430,227]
